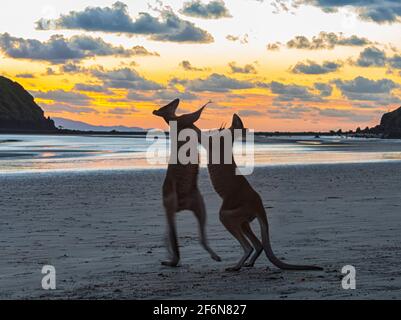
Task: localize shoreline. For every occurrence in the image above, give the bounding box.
[2,159,401,176]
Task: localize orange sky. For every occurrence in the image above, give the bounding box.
[1,0,401,131]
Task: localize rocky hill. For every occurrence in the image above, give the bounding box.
[380,106,401,138]
[0,76,56,131]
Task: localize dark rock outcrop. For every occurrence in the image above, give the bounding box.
[379,106,401,138]
[0,76,56,131]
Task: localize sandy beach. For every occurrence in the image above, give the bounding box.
[1,162,401,299]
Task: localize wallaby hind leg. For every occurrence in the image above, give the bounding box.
[162,210,180,267]
[161,180,180,267]
[192,192,221,262]
[220,210,253,271]
[242,222,263,267]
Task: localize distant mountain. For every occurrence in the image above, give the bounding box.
[53,117,145,132]
[0,76,56,131]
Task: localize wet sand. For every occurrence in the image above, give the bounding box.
[1,162,401,299]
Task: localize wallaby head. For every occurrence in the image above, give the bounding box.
[153,98,206,129]
[153,98,179,124]
[230,113,245,131]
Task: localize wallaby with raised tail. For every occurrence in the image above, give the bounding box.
[153,99,220,267]
[194,113,323,272]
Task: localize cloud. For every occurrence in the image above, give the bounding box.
[314,82,333,97]
[267,42,281,51]
[91,67,163,90]
[228,62,257,74]
[296,0,401,24]
[266,104,317,120]
[238,110,264,117]
[36,2,213,44]
[131,45,159,56]
[291,60,342,74]
[178,73,255,92]
[32,90,92,105]
[74,83,111,93]
[284,32,371,50]
[318,108,374,122]
[108,106,137,115]
[45,68,57,76]
[16,73,35,79]
[179,60,207,71]
[353,47,401,70]
[125,89,197,102]
[180,0,231,19]
[268,81,325,102]
[226,34,249,44]
[40,102,97,114]
[60,62,83,73]
[0,33,136,63]
[334,76,401,105]
[356,47,387,67]
[388,55,401,69]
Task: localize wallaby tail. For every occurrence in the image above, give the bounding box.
[257,211,323,271]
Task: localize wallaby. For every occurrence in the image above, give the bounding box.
[194,113,323,272]
[153,98,220,267]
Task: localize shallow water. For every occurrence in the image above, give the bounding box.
[1,133,401,173]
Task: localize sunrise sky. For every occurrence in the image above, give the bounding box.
[1,0,401,131]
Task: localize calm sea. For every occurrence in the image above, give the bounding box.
[1,134,401,174]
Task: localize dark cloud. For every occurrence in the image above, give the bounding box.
[297,0,401,24]
[45,68,57,75]
[238,110,264,117]
[0,33,136,63]
[16,73,35,79]
[179,60,207,71]
[356,47,387,67]
[388,55,401,69]
[74,83,111,93]
[91,67,163,90]
[292,60,342,74]
[60,62,83,73]
[36,2,213,44]
[334,76,401,105]
[181,0,231,19]
[178,73,255,92]
[125,89,197,103]
[269,81,325,102]
[32,90,92,105]
[314,82,333,97]
[228,62,257,74]
[284,32,371,50]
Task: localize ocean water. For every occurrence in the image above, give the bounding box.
[1,133,401,174]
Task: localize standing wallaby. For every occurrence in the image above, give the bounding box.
[153,99,221,267]
[194,113,322,271]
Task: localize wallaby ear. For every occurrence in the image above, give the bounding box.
[153,98,179,119]
[231,113,245,129]
[176,106,205,127]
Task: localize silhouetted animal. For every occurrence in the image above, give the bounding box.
[194,114,323,271]
[153,99,220,267]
